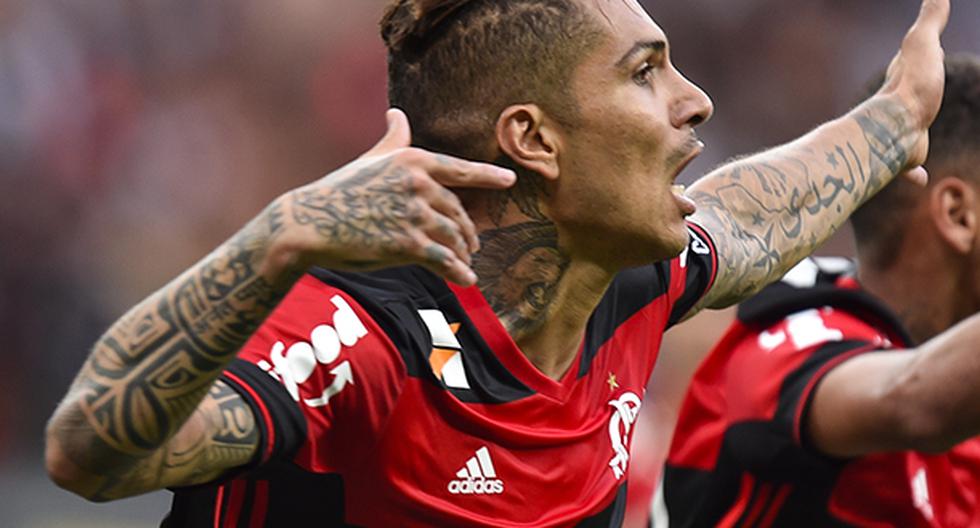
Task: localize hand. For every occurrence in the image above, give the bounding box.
[877,0,950,184]
[279,108,516,286]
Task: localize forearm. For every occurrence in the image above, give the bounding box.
[885,313,980,452]
[810,312,980,457]
[688,96,917,308]
[47,198,298,483]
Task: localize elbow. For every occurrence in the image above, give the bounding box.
[44,426,114,502]
[892,409,957,454]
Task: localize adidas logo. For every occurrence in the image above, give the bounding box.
[447,447,505,495]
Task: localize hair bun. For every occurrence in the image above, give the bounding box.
[381,0,475,52]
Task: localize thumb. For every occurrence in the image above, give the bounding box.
[903,166,930,187]
[362,108,412,158]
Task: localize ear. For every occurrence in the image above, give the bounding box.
[931,177,978,255]
[495,104,561,181]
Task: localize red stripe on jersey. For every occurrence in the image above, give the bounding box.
[790,344,876,445]
[249,480,269,528]
[223,480,246,528]
[718,472,755,527]
[212,484,225,528]
[224,370,276,463]
[759,485,792,528]
[742,482,774,527]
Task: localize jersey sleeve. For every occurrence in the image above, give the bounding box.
[724,307,890,471]
[220,274,408,475]
[665,221,719,328]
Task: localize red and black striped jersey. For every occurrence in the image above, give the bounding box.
[164,224,718,527]
[657,258,980,528]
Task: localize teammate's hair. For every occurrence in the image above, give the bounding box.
[379,0,602,160]
[850,55,980,269]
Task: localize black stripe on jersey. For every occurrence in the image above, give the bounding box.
[733,480,767,527]
[578,264,670,377]
[667,223,718,328]
[774,339,877,452]
[167,467,355,527]
[664,427,847,527]
[224,359,308,465]
[237,480,256,527]
[661,464,741,528]
[576,483,629,527]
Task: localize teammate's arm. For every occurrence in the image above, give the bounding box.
[687,0,948,311]
[808,313,980,457]
[44,109,516,501]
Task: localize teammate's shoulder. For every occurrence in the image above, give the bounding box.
[738,257,857,324]
[736,257,911,344]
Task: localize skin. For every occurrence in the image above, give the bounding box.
[808,171,980,457]
[46,0,949,503]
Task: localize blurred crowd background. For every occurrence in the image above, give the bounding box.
[0,0,976,526]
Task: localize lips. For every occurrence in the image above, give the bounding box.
[668,138,703,217]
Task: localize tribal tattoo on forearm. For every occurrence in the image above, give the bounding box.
[690,98,913,308]
[51,202,291,487]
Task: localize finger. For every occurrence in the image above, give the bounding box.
[362,108,412,159]
[903,166,929,187]
[428,186,480,254]
[911,0,950,37]
[414,151,517,189]
[415,241,478,286]
[417,207,471,265]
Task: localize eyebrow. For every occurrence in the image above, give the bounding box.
[615,40,666,69]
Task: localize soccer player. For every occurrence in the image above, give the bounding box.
[45,0,949,526]
[658,55,980,528]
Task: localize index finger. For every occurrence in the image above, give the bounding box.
[422,152,518,189]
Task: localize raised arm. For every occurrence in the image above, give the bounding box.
[808,312,980,457]
[688,0,948,310]
[45,110,516,500]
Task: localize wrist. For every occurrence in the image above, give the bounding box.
[852,95,925,173]
[256,195,310,287]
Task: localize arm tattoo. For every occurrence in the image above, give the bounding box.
[690,98,913,309]
[291,162,420,269]
[50,201,288,495]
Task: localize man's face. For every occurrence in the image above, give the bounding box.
[547,0,713,266]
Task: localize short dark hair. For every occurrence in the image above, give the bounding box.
[379,0,601,160]
[850,55,980,269]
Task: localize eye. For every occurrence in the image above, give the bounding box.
[632,63,656,86]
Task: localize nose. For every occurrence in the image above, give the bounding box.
[670,70,714,129]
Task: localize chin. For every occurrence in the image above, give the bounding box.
[616,229,689,267]
[661,229,691,260]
